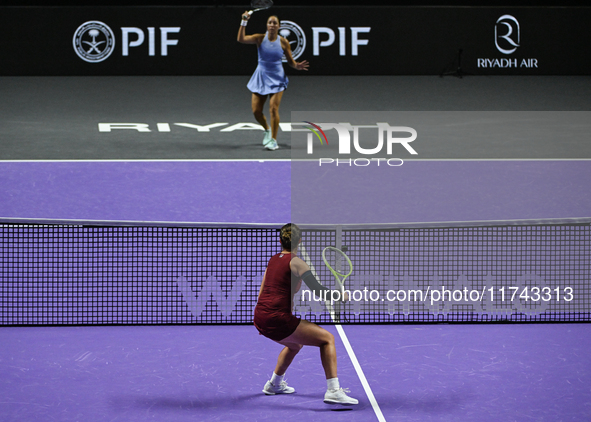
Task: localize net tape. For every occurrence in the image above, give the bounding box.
[1,218,589,325]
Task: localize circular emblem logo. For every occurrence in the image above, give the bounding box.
[73,21,115,63]
[279,20,306,62]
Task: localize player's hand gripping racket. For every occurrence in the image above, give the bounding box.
[322,246,352,323]
[247,0,273,16]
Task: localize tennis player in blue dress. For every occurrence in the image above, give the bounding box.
[238,13,309,150]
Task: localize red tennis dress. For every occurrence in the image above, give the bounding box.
[254,252,301,341]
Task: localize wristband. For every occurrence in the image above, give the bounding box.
[241,20,248,26]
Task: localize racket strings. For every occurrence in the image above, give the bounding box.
[321,246,352,324]
[251,0,273,9]
[329,250,350,324]
[325,250,352,276]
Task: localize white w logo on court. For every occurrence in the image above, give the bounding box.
[176,276,247,317]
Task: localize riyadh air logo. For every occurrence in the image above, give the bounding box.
[478,15,537,69]
[73,21,115,63]
[280,20,306,61]
[495,15,520,54]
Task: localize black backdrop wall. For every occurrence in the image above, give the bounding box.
[1,6,589,75]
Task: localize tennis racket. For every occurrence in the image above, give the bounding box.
[322,246,352,323]
[247,0,273,15]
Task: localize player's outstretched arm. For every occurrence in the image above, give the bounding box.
[281,37,309,71]
[237,11,263,44]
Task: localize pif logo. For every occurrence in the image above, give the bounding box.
[495,15,520,55]
[73,21,115,63]
[73,20,181,62]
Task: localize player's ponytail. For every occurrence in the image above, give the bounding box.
[280,223,301,251]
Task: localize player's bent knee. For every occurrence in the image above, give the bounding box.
[316,330,334,346]
[287,342,303,351]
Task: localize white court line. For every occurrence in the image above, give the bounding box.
[336,324,386,422]
[300,244,386,422]
[1,158,591,163]
[0,159,292,163]
[402,158,591,161]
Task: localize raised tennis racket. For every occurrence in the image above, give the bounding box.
[322,246,352,323]
[248,0,273,15]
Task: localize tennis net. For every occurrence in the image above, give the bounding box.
[1,218,589,325]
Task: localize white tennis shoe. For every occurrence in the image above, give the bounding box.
[262,130,272,146]
[263,380,295,395]
[324,388,359,405]
[265,139,279,150]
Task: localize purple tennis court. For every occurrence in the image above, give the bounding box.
[1,76,591,421]
[2,324,590,421]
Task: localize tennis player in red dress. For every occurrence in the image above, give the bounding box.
[254,223,358,405]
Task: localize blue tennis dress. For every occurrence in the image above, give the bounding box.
[247,32,288,95]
